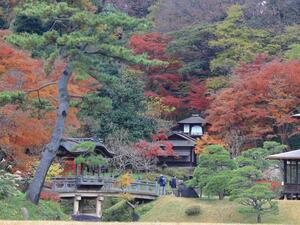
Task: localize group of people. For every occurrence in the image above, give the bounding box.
[158,175,177,195]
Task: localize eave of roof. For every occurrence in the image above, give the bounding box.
[267,149,300,160]
[59,138,115,158]
[167,140,195,147]
[169,131,196,142]
[178,115,206,124]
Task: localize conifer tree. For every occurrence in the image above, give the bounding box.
[7,0,160,204]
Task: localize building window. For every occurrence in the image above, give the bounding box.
[191,125,203,136]
[184,124,190,133]
[286,160,297,184]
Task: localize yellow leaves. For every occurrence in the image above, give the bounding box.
[194,134,225,154]
[45,163,64,181]
[146,96,176,118]
[32,162,63,181]
[117,172,134,189]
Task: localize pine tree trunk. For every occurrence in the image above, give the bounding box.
[26,66,72,204]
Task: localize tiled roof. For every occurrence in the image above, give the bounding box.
[59,138,114,158]
[178,114,205,124]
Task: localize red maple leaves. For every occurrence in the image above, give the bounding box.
[130,33,208,118]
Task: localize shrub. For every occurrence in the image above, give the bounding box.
[0,170,20,200]
[102,200,133,221]
[185,205,201,216]
[40,192,60,202]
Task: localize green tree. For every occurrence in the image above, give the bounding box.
[236,141,285,171]
[167,24,217,77]
[79,68,156,141]
[190,145,236,197]
[204,170,232,200]
[228,166,262,196]
[231,183,278,223]
[7,0,161,204]
[209,4,269,74]
[285,44,300,61]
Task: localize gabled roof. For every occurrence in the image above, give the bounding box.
[267,150,300,160]
[171,132,196,142]
[58,137,114,158]
[178,114,205,124]
[166,132,196,147]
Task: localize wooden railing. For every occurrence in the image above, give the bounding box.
[51,176,159,197]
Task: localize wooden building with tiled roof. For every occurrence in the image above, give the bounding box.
[158,114,206,168]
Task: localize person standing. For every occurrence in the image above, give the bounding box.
[169,176,177,195]
[159,175,167,195]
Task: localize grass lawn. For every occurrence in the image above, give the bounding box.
[0,193,69,221]
[138,196,300,224]
[0,222,280,225]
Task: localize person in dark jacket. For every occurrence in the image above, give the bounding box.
[158,175,167,195]
[169,176,177,195]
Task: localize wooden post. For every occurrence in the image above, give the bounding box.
[73,195,81,215]
[96,196,104,218]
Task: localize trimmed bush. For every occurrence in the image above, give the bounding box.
[185,205,201,216]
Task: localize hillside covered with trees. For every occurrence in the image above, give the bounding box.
[1,0,300,223]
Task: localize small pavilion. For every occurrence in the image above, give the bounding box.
[267,149,300,198]
[53,138,114,219]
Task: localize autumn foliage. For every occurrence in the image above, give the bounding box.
[194,134,225,154]
[0,31,99,171]
[207,56,300,148]
[130,33,208,118]
[135,129,175,158]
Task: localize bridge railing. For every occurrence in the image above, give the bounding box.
[51,176,159,196]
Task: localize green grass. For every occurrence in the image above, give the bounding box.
[138,196,300,224]
[0,193,69,220]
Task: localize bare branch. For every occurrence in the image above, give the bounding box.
[25,82,57,94]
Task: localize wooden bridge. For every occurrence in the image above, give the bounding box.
[51,176,159,200]
[49,176,159,219]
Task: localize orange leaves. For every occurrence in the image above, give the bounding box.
[208,57,300,145]
[0,39,100,172]
[194,134,225,154]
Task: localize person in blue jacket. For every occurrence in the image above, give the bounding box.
[158,174,167,195]
[169,176,177,195]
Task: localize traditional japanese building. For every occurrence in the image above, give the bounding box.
[159,114,206,168]
[57,137,114,159]
[57,137,114,175]
[267,150,300,199]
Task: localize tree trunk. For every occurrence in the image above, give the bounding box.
[218,192,224,200]
[257,213,261,223]
[26,66,72,204]
[280,133,291,151]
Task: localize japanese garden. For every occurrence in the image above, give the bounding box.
[1,0,300,224]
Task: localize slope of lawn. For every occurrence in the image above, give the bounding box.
[138,196,300,224]
[0,193,69,220]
